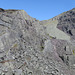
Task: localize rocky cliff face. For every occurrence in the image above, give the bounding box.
[0,8,75,75]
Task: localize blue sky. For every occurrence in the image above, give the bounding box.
[0,0,75,20]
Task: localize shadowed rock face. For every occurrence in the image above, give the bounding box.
[0,8,5,12]
[57,8,75,40]
[0,8,75,75]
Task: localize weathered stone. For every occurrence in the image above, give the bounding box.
[0,8,75,75]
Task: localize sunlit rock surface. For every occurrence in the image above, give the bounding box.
[0,8,75,75]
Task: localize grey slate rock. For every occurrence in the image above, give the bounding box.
[0,8,75,75]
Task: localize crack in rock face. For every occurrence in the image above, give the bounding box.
[0,8,75,75]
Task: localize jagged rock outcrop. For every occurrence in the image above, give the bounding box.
[0,8,75,75]
[57,8,75,40]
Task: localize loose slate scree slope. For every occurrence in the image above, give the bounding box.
[0,8,75,75]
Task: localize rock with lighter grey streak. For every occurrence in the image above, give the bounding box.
[5,68,13,75]
[44,40,53,52]
[0,8,75,75]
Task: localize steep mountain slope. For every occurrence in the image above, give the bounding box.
[0,8,75,75]
[40,19,70,41]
